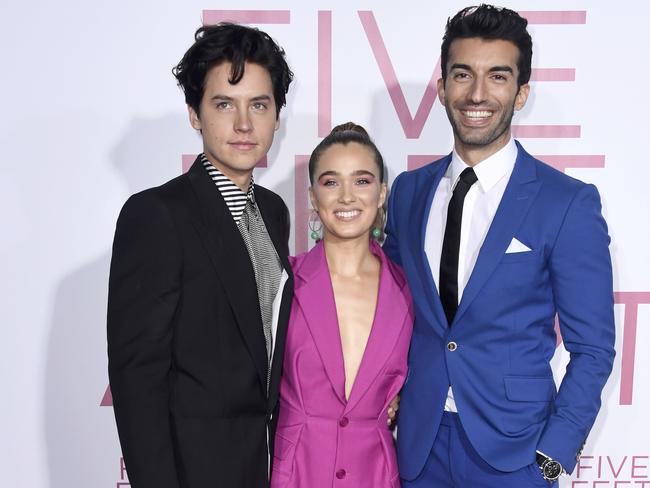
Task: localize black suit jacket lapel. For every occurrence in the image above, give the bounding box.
[186,157,268,390]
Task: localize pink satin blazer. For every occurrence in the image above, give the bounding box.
[271,240,413,488]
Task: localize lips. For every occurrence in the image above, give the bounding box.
[229,141,257,150]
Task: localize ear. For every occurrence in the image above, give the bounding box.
[275,116,280,131]
[188,105,202,131]
[437,78,446,106]
[378,182,388,208]
[514,83,530,111]
[308,186,317,210]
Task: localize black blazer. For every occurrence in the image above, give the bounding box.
[107,156,293,488]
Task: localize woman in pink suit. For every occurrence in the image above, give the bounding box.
[271,123,413,488]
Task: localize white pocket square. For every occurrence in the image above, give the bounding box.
[505,237,532,253]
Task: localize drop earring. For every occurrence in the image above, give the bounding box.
[308,210,323,241]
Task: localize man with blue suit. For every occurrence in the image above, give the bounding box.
[384,5,615,487]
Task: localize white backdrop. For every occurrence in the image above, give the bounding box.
[2,1,648,487]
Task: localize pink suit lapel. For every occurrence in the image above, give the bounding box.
[344,241,410,414]
[293,242,347,405]
[293,241,411,412]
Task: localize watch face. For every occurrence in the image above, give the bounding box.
[543,460,563,480]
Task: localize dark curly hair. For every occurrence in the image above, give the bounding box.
[441,4,532,87]
[172,23,293,118]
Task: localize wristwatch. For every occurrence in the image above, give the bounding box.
[536,451,564,481]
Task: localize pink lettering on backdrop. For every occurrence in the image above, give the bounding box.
[408,155,604,172]
[512,125,580,138]
[574,455,650,484]
[614,292,650,405]
[531,68,576,82]
[632,456,649,478]
[318,11,332,136]
[536,155,605,173]
[609,456,628,478]
[100,385,113,407]
[294,155,310,254]
[519,11,587,24]
[202,10,290,25]
[407,155,445,171]
[115,457,130,487]
[182,154,195,173]
[358,10,441,139]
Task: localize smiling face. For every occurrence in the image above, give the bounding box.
[438,37,530,165]
[188,61,279,190]
[309,142,387,244]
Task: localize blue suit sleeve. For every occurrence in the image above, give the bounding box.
[537,183,616,473]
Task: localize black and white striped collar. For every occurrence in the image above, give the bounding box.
[201,153,255,223]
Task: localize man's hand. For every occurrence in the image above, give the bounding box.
[387,395,400,429]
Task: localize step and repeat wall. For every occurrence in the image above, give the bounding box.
[2,1,648,487]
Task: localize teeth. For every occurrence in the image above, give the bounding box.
[463,110,492,118]
[335,210,360,219]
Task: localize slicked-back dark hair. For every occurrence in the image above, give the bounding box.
[441,4,532,87]
[308,122,385,185]
[172,23,293,118]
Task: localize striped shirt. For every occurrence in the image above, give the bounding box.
[201,153,254,223]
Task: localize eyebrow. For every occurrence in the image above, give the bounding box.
[450,63,514,74]
[317,169,377,179]
[209,94,273,102]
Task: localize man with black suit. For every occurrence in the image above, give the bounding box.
[107,23,294,488]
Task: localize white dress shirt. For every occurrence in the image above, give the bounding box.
[424,138,518,412]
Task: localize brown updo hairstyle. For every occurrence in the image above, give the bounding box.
[308,122,387,241]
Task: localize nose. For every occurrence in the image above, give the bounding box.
[338,181,356,203]
[234,107,252,133]
[468,77,487,105]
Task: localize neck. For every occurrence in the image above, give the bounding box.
[454,131,511,167]
[204,154,253,192]
[323,236,374,278]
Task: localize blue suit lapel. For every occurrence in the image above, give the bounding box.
[409,156,451,334]
[453,142,542,325]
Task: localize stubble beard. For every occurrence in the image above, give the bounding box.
[446,101,515,148]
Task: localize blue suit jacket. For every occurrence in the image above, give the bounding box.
[384,142,615,479]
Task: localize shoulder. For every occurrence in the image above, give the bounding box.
[374,242,407,288]
[517,143,590,195]
[526,154,600,212]
[254,184,288,209]
[255,184,290,223]
[288,246,313,270]
[116,173,192,230]
[388,155,450,202]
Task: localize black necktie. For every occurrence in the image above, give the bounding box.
[439,167,478,326]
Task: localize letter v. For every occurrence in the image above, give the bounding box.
[607,456,627,478]
[359,11,440,138]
